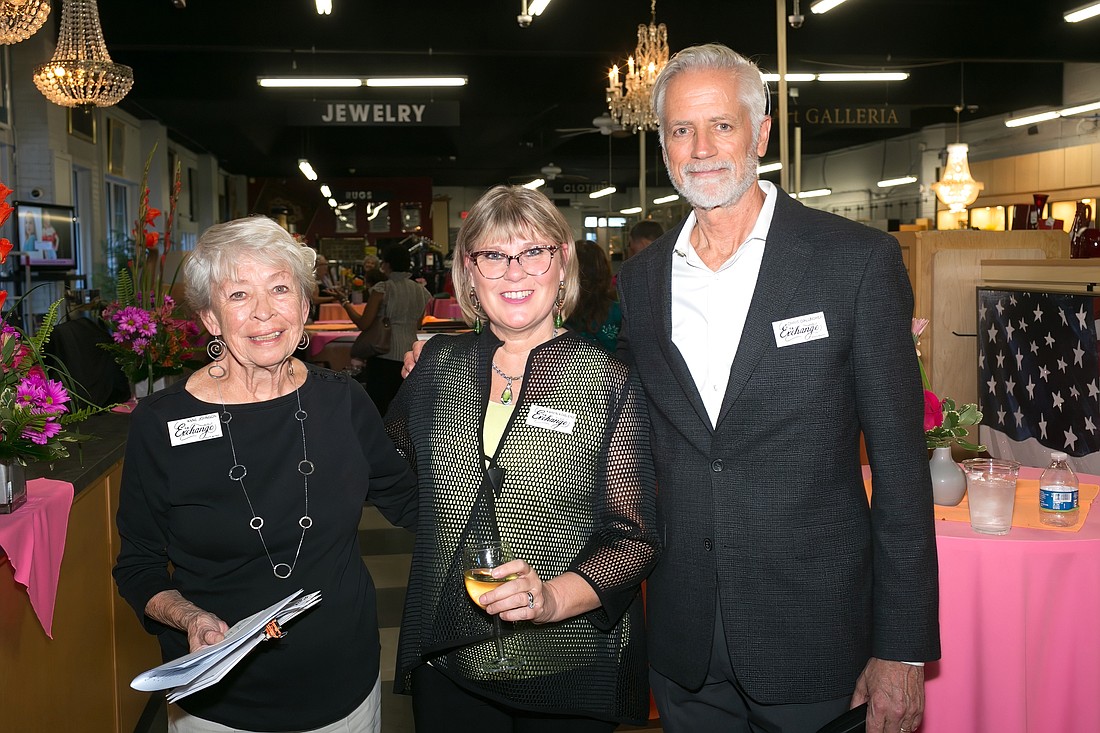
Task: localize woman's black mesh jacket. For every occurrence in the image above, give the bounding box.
[385,329,659,724]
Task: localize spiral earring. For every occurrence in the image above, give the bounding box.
[298,331,311,350]
[206,336,227,379]
[553,280,566,329]
[470,287,484,334]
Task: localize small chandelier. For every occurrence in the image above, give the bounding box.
[606,0,669,132]
[0,0,51,45]
[931,106,984,213]
[32,0,133,108]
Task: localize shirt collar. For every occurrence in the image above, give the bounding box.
[672,180,779,270]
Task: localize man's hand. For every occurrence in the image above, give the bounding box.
[401,339,426,378]
[851,658,924,733]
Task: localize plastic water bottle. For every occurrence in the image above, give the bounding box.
[1039,451,1079,527]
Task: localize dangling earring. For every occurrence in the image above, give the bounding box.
[298,331,311,350]
[470,287,484,334]
[206,335,227,379]
[553,280,565,330]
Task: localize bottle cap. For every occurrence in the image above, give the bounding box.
[1051,451,1069,461]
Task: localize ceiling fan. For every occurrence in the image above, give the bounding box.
[555,114,629,139]
[508,162,593,187]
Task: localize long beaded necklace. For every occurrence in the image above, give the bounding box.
[491,361,523,405]
[212,363,313,579]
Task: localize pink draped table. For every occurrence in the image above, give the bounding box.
[867,466,1100,732]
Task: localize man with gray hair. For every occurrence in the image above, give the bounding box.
[616,43,938,732]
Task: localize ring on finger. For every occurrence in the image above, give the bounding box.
[526,591,535,609]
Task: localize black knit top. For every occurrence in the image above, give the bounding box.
[113,366,418,731]
[386,329,659,725]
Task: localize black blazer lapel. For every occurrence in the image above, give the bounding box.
[716,192,815,428]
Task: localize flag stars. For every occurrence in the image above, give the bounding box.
[1014,408,1025,427]
[1059,309,1068,326]
[1044,333,1056,348]
[1074,345,1086,367]
[987,375,998,395]
[1005,323,1016,341]
[997,409,1007,425]
[1030,341,1039,355]
[1005,377,1016,394]
[1064,428,1079,452]
[1015,349,1024,369]
[996,352,1006,368]
[1052,391,1065,411]
[1089,381,1100,400]
[1034,304,1044,322]
[1009,294,1018,306]
[1039,365,1051,382]
[1087,416,1097,434]
[1018,319,1028,333]
[1070,385,1080,399]
[1026,377,1037,399]
[1077,305,1089,330]
[1057,357,1068,372]
[1039,416,1048,439]
[995,300,1005,316]
[987,323,999,343]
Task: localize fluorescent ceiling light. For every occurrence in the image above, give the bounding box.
[794,188,832,199]
[652,194,680,204]
[1065,2,1100,22]
[365,77,467,87]
[620,206,643,214]
[298,159,318,181]
[522,178,545,189]
[319,184,332,198]
[589,186,617,199]
[529,0,552,15]
[336,202,355,210]
[327,198,338,208]
[1003,98,1100,128]
[877,175,917,187]
[315,0,332,15]
[366,202,388,221]
[761,73,823,82]
[260,77,362,88]
[816,72,909,82]
[810,0,850,13]
[757,161,783,174]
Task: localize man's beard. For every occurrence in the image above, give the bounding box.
[668,150,760,210]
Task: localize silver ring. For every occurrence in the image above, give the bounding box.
[526,591,535,609]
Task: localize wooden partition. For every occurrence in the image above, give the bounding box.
[0,461,161,733]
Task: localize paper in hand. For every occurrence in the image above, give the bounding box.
[130,588,321,702]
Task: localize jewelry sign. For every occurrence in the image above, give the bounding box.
[289,101,460,126]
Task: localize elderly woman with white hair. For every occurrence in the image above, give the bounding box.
[113,215,417,733]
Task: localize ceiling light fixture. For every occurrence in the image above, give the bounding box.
[0,0,50,45]
[932,104,984,213]
[794,188,832,199]
[620,206,643,214]
[810,0,850,14]
[336,202,355,210]
[761,73,817,82]
[366,202,388,221]
[298,159,318,181]
[327,198,338,208]
[877,175,917,187]
[1065,1,1100,22]
[606,0,669,132]
[589,186,617,199]
[315,0,332,15]
[522,178,545,189]
[652,194,679,204]
[32,0,134,108]
[1004,99,1100,127]
[529,0,552,15]
[815,72,909,82]
[364,77,467,87]
[757,161,783,174]
[319,184,332,198]
[259,77,362,88]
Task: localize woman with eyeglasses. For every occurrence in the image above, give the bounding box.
[384,185,659,732]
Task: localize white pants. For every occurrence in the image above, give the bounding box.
[168,674,381,733]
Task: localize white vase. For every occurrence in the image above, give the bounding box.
[929,446,966,506]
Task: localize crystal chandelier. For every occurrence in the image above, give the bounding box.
[32,0,133,108]
[931,106,984,213]
[0,0,51,45]
[606,0,669,132]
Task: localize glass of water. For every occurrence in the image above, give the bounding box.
[961,458,1021,535]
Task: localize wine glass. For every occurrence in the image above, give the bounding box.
[462,540,524,672]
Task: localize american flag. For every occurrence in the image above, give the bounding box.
[978,288,1100,457]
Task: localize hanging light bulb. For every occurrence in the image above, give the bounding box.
[316,0,332,14]
[0,0,50,45]
[32,0,133,108]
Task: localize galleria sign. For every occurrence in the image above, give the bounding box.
[788,105,909,128]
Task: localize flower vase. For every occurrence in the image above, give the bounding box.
[351,290,364,305]
[929,446,966,506]
[0,461,27,514]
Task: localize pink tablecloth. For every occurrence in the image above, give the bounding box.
[878,465,1100,732]
[0,478,74,638]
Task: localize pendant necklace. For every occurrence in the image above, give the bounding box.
[213,364,313,579]
[491,362,523,405]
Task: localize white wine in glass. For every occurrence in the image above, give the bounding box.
[462,540,524,672]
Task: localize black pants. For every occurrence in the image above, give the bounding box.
[410,664,616,733]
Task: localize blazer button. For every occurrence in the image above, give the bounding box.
[703,538,713,551]
[711,459,724,472]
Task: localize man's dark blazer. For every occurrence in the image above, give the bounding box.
[617,189,940,703]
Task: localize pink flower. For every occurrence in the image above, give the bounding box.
[22,420,61,445]
[923,390,944,431]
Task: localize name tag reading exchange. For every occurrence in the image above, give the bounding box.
[772,312,829,348]
[526,405,576,435]
[168,413,223,447]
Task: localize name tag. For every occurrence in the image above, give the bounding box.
[772,312,829,348]
[168,413,223,447]
[526,405,576,434]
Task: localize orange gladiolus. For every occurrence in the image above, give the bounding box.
[0,290,6,310]
[0,201,12,228]
[0,237,11,263]
[145,232,160,249]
